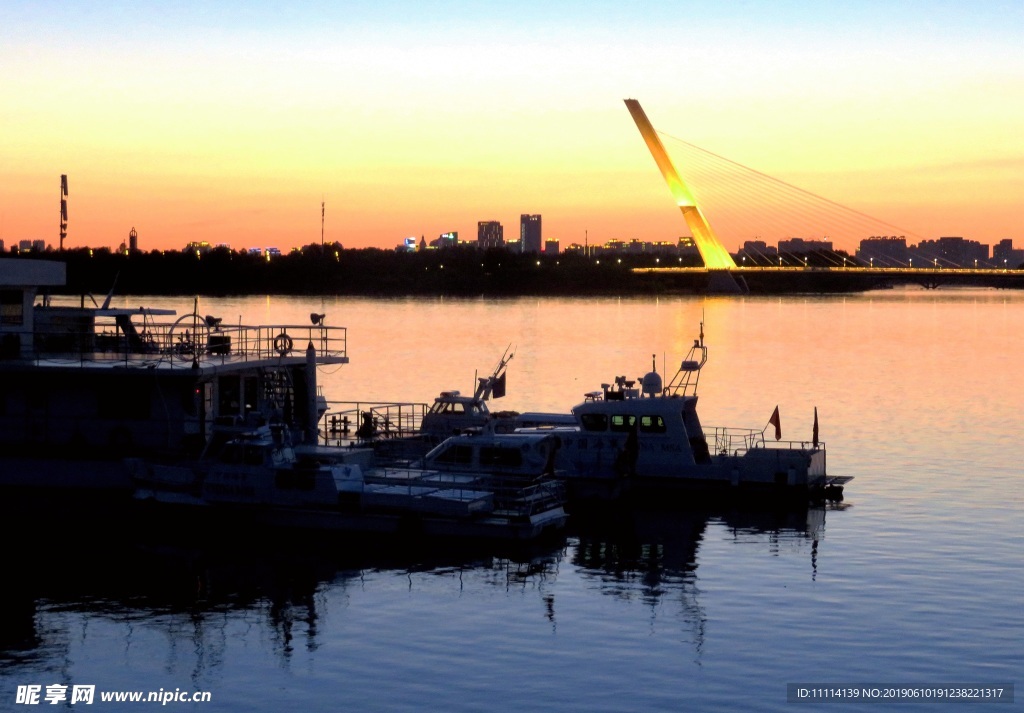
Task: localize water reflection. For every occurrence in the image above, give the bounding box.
[0,494,565,671]
[564,502,840,655]
[3,493,843,687]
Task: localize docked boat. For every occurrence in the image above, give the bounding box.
[129,427,567,541]
[526,325,849,501]
[0,258,347,490]
[336,348,573,461]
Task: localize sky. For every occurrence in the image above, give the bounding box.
[1,0,1021,255]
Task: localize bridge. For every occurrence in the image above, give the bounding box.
[633,264,1024,293]
[624,99,1022,293]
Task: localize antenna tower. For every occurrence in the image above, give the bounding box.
[59,175,68,250]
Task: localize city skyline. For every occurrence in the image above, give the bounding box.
[2,1,1021,254]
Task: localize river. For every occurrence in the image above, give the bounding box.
[2,288,1021,711]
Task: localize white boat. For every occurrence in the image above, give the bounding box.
[418,346,516,439]
[0,258,347,490]
[525,325,850,501]
[129,427,568,541]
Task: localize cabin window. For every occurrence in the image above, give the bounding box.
[640,415,667,433]
[219,376,242,416]
[610,414,637,432]
[0,291,23,326]
[243,377,259,413]
[579,413,608,432]
[433,444,473,465]
[480,447,522,468]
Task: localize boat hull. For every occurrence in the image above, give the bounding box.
[133,491,567,542]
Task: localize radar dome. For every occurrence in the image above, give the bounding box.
[641,371,662,396]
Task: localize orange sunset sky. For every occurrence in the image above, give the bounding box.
[2,1,1021,255]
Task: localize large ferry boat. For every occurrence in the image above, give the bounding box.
[0,258,347,490]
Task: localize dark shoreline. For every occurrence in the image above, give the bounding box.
[12,246,1024,297]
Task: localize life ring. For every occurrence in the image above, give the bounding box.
[273,332,293,355]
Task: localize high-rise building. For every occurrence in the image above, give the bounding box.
[857,236,908,266]
[477,221,503,249]
[993,239,1024,269]
[520,214,541,253]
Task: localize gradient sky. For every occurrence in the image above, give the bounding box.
[2,0,1021,254]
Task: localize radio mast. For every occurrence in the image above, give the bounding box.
[59,175,68,250]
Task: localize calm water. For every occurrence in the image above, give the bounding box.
[3,288,1021,711]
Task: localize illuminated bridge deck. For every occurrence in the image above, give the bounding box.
[633,266,1024,293]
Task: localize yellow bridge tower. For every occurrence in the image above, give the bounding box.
[625,99,737,271]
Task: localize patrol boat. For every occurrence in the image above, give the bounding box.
[538,325,849,501]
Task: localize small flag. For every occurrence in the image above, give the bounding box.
[492,371,506,399]
[812,407,819,447]
[768,405,781,441]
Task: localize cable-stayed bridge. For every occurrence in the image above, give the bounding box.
[625,99,1023,292]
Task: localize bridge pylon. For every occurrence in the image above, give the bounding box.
[625,99,737,272]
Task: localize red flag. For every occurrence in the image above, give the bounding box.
[812,407,819,447]
[768,406,781,441]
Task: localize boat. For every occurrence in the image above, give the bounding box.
[418,346,516,439]
[333,348,573,462]
[128,427,568,541]
[0,258,347,490]
[524,324,850,502]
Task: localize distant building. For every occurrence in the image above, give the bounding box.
[129,227,138,252]
[911,236,988,268]
[185,241,213,254]
[993,239,1024,269]
[520,214,542,253]
[477,221,504,249]
[778,237,833,254]
[676,237,701,257]
[857,236,909,266]
[737,240,778,258]
[430,232,459,249]
[0,240,4,253]
[544,239,559,255]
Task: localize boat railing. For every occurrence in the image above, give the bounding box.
[364,465,565,517]
[664,340,707,397]
[27,316,347,366]
[490,473,566,516]
[706,426,824,456]
[319,401,429,445]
